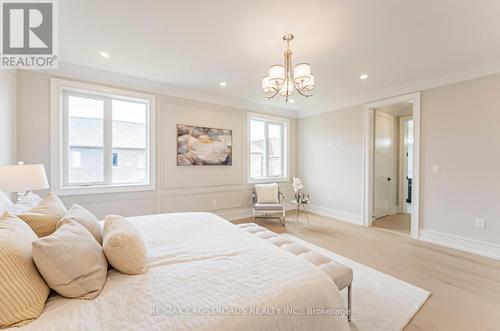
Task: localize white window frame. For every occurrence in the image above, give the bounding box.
[247,112,289,183]
[50,78,156,195]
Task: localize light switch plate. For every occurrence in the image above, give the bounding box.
[475,218,486,229]
[432,164,440,174]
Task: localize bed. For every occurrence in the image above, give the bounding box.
[11,212,350,331]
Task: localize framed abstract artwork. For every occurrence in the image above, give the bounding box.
[177,124,232,166]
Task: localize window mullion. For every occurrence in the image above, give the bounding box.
[264,121,269,178]
[103,98,113,184]
[281,123,285,177]
[62,93,70,187]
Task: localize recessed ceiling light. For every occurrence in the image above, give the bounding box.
[289,99,295,103]
[360,74,368,80]
[99,51,110,58]
[219,82,227,87]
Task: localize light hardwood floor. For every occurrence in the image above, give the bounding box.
[373,213,411,235]
[233,212,500,331]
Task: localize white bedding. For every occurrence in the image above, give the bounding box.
[13,212,350,331]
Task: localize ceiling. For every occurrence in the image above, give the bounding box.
[59,0,500,117]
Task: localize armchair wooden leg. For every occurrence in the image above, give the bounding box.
[347,284,352,322]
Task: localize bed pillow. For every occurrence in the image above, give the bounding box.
[103,215,147,275]
[255,183,280,203]
[0,212,50,328]
[17,192,68,237]
[58,204,102,244]
[0,192,13,212]
[7,192,42,215]
[32,219,108,300]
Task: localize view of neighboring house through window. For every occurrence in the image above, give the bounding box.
[249,115,288,181]
[67,95,105,184]
[111,99,147,184]
[63,90,150,188]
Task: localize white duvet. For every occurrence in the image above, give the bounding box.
[13,212,350,331]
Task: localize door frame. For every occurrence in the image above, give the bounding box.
[362,92,421,239]
[398,115,413,213]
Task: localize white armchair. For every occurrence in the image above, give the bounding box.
[252,183,286,226]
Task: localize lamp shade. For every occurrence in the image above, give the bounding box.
[279,81,294,96]
[262,76,275,93]
[293,63,312,83]
[0,163,49,192]
[268,65,285,84]
[303,74,315,91]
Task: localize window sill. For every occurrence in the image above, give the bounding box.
[248,177,290,185]
[54,183,155,196]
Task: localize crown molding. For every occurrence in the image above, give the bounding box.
[297,61,500,118]
[39,62,298,119]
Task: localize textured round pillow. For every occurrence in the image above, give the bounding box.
[103,215,147,275]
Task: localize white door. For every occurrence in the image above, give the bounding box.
[373,112,393,218]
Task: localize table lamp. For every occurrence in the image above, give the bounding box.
[0,162,49,201]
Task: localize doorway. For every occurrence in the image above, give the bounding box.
[363,93,421,239]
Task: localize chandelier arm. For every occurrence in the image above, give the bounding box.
[266,88,281,99]
[294,87,310,97]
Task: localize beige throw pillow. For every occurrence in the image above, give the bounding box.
[255,183,280,203]
[103,215,147,275]
[17,192,68,237]
[0,212,49,328]
[58,204,102,244]
[32,219,108,300]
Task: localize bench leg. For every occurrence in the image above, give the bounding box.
[347,284,352,322]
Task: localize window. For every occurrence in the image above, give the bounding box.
[51,79,155,195]
[248,114,288,182]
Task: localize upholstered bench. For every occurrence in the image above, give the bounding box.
[237,223,353,321]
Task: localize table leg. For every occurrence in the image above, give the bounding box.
[304,205,311,225]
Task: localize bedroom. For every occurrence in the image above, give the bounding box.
[1,1,500,330]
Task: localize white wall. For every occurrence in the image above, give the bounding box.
[298,73,500,258]
[0,71,16,166]
[16,69,297,219]
[420,74,500,247]
[298,105,364,224]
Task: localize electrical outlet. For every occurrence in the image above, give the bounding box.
[212,199,218,207]
[432,164,440,174]
[328,195,333,202]
[475,218,486,229]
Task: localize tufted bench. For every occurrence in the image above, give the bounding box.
[237,223,353,322]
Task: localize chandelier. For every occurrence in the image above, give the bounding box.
[262,34,315,102]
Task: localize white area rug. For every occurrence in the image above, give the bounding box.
[281,234,431,331]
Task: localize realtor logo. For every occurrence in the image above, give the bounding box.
[1,0,57,69]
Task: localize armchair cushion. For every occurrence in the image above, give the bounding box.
[254,203,284,211]
[255,183,280,204]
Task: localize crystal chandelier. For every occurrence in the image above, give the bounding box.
[262,34,315,102]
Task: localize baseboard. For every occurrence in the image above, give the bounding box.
[217,204,296,222]
[420,229,500,261]
[306,204,363,225]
